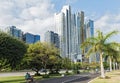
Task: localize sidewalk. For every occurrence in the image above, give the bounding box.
[0,71,35,77]
[89,70,120,83]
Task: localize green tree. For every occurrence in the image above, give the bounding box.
[0,32,27,70]
[40,43,60,74]
[26,42,43,75]
[89,62,99,71]
[0,58,10,71]
[61,57,72,73]
[26,42,60,75]
[48,52,62,74]
[81,30,118,78]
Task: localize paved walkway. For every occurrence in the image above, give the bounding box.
[0,71,35,77]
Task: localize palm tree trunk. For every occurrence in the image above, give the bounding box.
[118,63,120,70]
[109,56,112,72]
[100,52,105,78]
[113,62,115,70]
[116,62,118,70]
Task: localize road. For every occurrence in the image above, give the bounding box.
[35,73,99,83]
[67,73,99,83]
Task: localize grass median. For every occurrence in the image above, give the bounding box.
[0,71,78,83]
[0,73,63,83]
[0,76,26,83]
[90,70,120,83]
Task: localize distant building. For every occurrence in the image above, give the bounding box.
[85,19,95,62]
[34,35,40,43]
[44,31,59,48]
[86,19,94,38]
[0,26,40,44]
[23,32,40,44]
[5,26,23,40]
[54,33,60,48]
[75,11,85,62]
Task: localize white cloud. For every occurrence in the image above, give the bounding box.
[0,0,55,41]
[95,13,120,42]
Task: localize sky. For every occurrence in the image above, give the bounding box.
[0,0,120,42]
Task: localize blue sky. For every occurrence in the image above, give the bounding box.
[0,0,120,41]
[53,0,120,12]
[52,0,120,18]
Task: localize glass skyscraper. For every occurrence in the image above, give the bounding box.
[54,12,66,57]
[44,31,59,48]
[85,19,95,62]
[34,35,40,43]
[5,26,23,40]
[23,32,40,44]
[75,12,85,62]
[55,5,73,60]
[54,5,94,62]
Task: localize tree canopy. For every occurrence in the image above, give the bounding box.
[0,32,27,70]
[26,42,60,75]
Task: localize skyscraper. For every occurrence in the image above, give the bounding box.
[44,31,59,48]
[5,26,23,40]
[71,14,76,60]
[85,19,95,62]
[54,33,60,48]
[34,35,40,43]
[23,33,35,44]
[86,19,94,38]
[54,12,66,57]
[45,31,54,44]
[75,12,85,62]
[23,32,40,44]
[55,6,72,61]
[61,5,72,59]
[55,5,85,61]
[54,5,94,62]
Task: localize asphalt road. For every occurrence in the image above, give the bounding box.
[67,73,100,83]
[35,73,100,83]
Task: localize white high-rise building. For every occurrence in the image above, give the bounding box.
[71,14,76,60]
[54,12,66,57]
[55,5,72,60]
[54,5,94,62]
[61,5,72,60]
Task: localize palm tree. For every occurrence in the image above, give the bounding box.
[104,45,120,71]
[81,30,119,78]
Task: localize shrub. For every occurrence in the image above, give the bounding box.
[42,74,49,78]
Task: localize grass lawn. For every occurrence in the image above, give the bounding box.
[90,70,120,83]
[0,73,63,83]
[0,76,42,83]
[0,72,76,83]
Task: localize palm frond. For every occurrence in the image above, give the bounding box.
[103,30,119,42]
[85,46,97,58]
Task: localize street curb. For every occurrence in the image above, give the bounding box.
[88,77,99,83]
